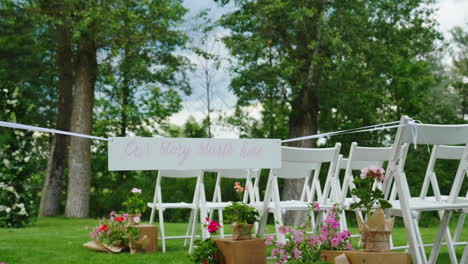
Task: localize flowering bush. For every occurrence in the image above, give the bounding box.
[190,218,222,264]
[0,182,31,227]
[267,205,352,264]
[223,182,259,224]
[122,188,146,214]
[350,166,392,215]
[87,211,140,247]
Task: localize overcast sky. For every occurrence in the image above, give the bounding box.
[170,0,468,138]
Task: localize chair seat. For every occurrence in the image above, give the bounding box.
[205,202,232,209]
[147,202,196,209]
[386,197,468,216]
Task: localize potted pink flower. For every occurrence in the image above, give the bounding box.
[223,182,259,240]
[190,218,222,264]
[267,205,352,263]
[122,188,146,224]
[350,166,394,252]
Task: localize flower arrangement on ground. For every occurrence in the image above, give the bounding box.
[190,217,222,264]
[266,205,352,264]
[223,182,259,240]
[350,166,394,252]
[86,211,141,252]
[122,187,146,224]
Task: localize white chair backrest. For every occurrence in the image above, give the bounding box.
[155,169,205,206]
[420,145,467,200]
[388,116,468,203]
[210,169,261,204]
[434,145,466,160]
[340,143,393,204]
[270,144,341,204]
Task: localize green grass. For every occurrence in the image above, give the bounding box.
[0,217,466,263]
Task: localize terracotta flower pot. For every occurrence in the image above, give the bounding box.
[127,213,142,225]
[356,208,394,252]
[232,222,254,240]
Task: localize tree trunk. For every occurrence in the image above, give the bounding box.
[39,23,73,216]
[282,1,324,225]
[65,32,97,218]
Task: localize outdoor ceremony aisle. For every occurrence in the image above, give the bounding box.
[0,217,466,264]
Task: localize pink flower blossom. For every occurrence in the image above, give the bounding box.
[346,242,354,250]
[339,230,351,240]
[265,235,274,245]
[331,237,341,247]
[276,242,285,247]
[278,226,292,234]
[293,230,305,243]
[293,248,301,259]
[131,188,142,194]
[234,182,244,192]
[133,216,141,223]
[313,202,321,211]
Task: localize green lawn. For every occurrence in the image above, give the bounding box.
[0,217,466,263]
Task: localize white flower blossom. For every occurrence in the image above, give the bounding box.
[3,159,10,168]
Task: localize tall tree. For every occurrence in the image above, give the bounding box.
[217,0,442,223]
[39,0,74,217]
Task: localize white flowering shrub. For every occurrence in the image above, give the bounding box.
[0,182,31,227]
[0,87,42,227]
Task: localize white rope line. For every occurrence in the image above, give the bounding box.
[0,121,109,141]
[282,120,411,143]
[0,119,418,146]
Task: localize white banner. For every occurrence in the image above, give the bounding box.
[108,137,281,171]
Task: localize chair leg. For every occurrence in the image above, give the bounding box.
[453,212,466,242]
[184,208,195,247]
[413,218,428,264]
[149,206,156,224]
[460,241,468,264]
[428,211,452,264]
[158,208,166,253]
[218,208,225,238]
[189,208,199,254]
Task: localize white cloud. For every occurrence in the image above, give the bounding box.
[435,0,468,37]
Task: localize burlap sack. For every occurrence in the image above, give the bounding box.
[83,241,125,253]
[232,223,254,240]
[129,235,150,254]
[356,208,394,252]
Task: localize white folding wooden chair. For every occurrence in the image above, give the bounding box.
[389,145,468,263]
[383,116,468,264]
[257,143,341,241]
[202,169,261,238]
[148,169,207,253]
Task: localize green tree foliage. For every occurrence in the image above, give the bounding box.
[449,25,468,120]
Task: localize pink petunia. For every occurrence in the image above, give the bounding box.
[331,237,342,247]
[313,202,321,211]
[293,248,301,259]
[264,235,274,245]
